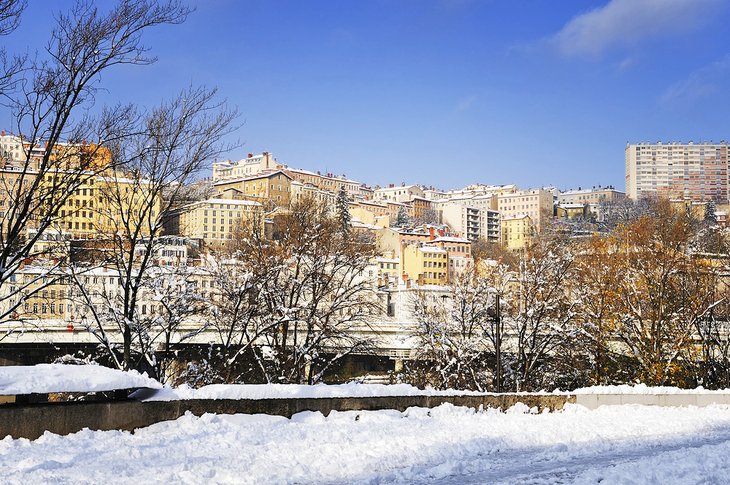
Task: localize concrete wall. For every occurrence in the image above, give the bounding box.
[0,394,574,440]
[575,393,730,410]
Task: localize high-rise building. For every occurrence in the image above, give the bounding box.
[625,142,730,202]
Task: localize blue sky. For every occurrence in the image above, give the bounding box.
[4,0,730,191]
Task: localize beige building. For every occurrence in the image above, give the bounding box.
[177,198,262,248]
[557,187,625,206]
[0,131,24,165]
[497,189,553,233]
[213,170,292,208]
[625,141,730,202]
[283,167,371,200]
[373,256,400,287]
[290,180,337,207]
[374,184,425,203]
[212,152,279,181]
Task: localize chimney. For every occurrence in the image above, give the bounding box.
[248,153,253,158]
[429,227,435,239]
[1,130,4,136]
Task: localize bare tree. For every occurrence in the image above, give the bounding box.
[252,197,381,384]
[71,86,237,375]
[613,205,717,385]
[0,0,26,94]
[0,1,189,324]
[572,234,624,385]
[409,268,497,391]
[504,230,578,391]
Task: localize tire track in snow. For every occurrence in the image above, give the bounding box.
[400,429,730,484]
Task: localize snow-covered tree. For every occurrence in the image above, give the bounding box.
[502,229,578,391]
[704,200,717,225]
[612,202,717,386]
[409,267,499,391]
[394,205,410,228]
[336,185,351,236]
[72,86,236,377]
[199,197,380,385]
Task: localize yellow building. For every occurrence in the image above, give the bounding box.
[556,203,588,220]
[213,170,292,208]
[177,197,262,249]
[501,214,532,250]
[402,244,448,286]
[56,171,161,240]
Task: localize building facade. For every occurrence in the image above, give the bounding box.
[625,142,730,202]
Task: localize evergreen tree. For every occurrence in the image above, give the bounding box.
[394,205,410,228]
[336,185,351,235]
[705,200,717,225]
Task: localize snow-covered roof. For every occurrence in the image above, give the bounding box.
[419,246,447,254]
[432,236,471,244]
[212,170,291,185]
[502,213,531,221]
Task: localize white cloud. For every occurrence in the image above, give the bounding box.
[549,0,722,58]
[455,95,478,113]
[616,56,636,72]
[660,56,730,105]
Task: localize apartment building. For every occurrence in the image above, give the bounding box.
[402,245,448,285]
[497,189,553,233]
[625,141,730,202]
[212,152,279,181]
[176,197,262,248]
[0,131,24,164]
[283,167,371,200]
[430,236,473,281]
[557,186,625,206]
[213,170,292,207]
[290,180,338,207]
[373,256,400,287]
[437,199,501,243]
[502,214,532,250]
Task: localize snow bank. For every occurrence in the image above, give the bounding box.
[3,403,730,483]
[569,384,730,395]
[134,382,490,401]
[0,364,162,395]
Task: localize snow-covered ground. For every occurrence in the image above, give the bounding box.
[0,364,161,395]
[3,403,730,484]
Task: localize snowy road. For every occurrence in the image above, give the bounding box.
[2,403,730,484]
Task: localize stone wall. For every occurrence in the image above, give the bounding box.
[0,394,574,440]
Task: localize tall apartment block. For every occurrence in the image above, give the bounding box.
[625,142,730,202]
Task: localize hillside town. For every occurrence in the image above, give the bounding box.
[6,1,730,483]
[3,128,730,393]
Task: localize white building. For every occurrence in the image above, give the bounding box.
[212,152,280,181]
[374,184,425,203]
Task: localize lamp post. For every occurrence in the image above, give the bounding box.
[494,292,501,393]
